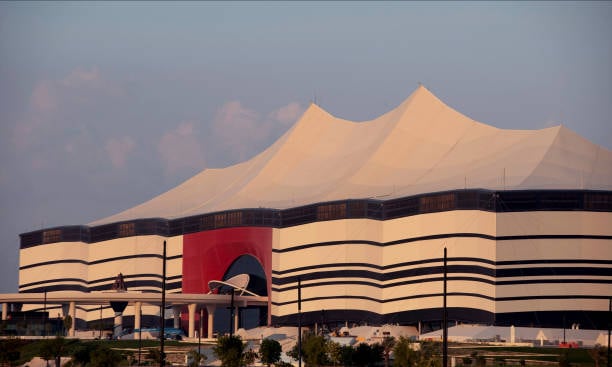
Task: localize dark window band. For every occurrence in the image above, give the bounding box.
[20,189,612,248]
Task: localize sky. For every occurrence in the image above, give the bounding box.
[0,1,611,293]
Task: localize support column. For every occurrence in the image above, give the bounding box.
[172,306,181,329]
[188,303,197,338]
[114,312,123,338]
[69,301,76,337]
[1,303,7,321]
[233,306,239,334]
[206,305,216,338]
[134,302,142,340]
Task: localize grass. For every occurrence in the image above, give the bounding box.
[450,345,600,366]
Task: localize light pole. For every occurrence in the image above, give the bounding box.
[298,277,302,367]
[43,289,47,338]
[229,289,235,337]
[443,247,448,367]
[160,240,167,367]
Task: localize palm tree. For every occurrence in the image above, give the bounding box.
[214,334,247,367]
[260,338,282,367]
[381,336,395,367]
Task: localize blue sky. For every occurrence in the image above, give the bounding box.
[0,1,610,292]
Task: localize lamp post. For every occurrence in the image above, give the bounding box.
[298,278,302,367]
[160,240,167,367]
[43,289,47,338]
[443,247,448,367]
[229,289,235,337]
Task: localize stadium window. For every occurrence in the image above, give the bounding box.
[584,192,612,210]
[214,211,242,227]
[419,193,455,212]
[316,203,347,220]
[118,222,135,237]
[200,215,214,230]
[42,229,61,244]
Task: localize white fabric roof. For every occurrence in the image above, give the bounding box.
[91,85,612,225]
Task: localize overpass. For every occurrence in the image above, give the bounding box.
[0,291,268,338]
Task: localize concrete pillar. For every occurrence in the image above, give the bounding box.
[188,303,197,338]
[172,306,181,329]
[206,305,216,338]
[2,303,7,321]
[510,325,515,344]
[134,302,142,340]
[114,312,123,339]
[234,306,239,333]
[68,301,76,337]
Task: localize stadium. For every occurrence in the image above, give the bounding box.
[14,85,612,337]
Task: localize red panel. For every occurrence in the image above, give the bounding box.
[182,227,272,298]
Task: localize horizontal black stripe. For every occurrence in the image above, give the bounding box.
[271,266,612,286]
[273,234,612,254]
[20,259,88,271]
[21,253,183,271]
[20,273,182,290]
[272,292,496,307]
[273,258,612,276]
[272,293,606,308]
[20,281,182,294]
[271,276,612,293]
[272,257,497,275]
[497,259,612,266]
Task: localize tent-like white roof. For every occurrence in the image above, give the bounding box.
[91,85,612,225]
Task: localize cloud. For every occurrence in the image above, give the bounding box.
[13,66,124,153]
[210,101,304,163]
[157,121,206,175]
[30,80,58,113]
[269,102,303,125]
[106,136,136,169]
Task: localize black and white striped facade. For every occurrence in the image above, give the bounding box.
[15,86,612,330]
[18,189,612,329]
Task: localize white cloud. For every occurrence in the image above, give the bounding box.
[12,66,125,167]
[158,121,206,175]
[269,102,303,125]
[12,66,124,149]
[106,136,136,169]
[210,101,303,163]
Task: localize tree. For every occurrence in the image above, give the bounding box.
[260,338,282,367]
[214,335,247,367]
[90,345,123,367]
[326,341,342,366]
[381,336,396,367]
[38,336,69,367]
[588,345,607,367]
[339,345,355,367]
[188,349,207,367]
[289,333,329,367]
[0,337,27,366]
[243,349,258,366]
[70,342,99,366]
[557,350,571,367]
[392,336,417,367]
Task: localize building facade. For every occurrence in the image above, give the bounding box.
[18,86,612,332]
